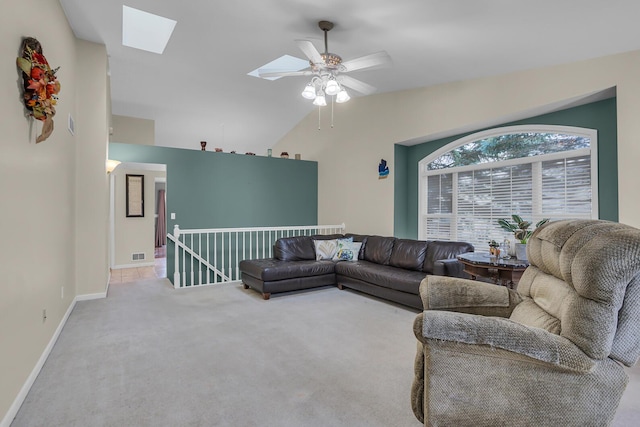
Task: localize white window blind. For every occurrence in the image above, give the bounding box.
[419,126,597,249]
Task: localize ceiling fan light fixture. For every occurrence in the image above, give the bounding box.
[336,89,350,103]
[301,84,316,99]
[313,93,327,106]
[324,78,340,96]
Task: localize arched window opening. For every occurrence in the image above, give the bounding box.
[418,125,598,249]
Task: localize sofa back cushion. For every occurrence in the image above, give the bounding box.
[423,241,474,273]
[309,233,344,240]
[274,236,316,261]
[389,239,429,271]
[363,236,396,265]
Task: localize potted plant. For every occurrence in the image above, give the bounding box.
[497,215,549,260]
[488,239,500,256]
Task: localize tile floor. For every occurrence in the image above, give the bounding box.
[109,246,166,284]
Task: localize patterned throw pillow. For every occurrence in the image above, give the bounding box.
[314,239,338,260]
[333,239,362,262]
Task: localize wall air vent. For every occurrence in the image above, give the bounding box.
[132,253,145,261]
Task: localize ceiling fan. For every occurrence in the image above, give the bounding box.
[258,20,392,106]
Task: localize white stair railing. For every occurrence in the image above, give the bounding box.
[167,224,346,289]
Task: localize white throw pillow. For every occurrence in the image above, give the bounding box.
[347,242,363,262]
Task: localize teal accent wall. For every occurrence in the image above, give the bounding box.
[393,144,411,239]
[109,143,318,281]
[395,98,618,239]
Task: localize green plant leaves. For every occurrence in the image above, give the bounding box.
[17,57,31,75]
[498,215,549,244]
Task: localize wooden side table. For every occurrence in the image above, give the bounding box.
[457,253,529,289]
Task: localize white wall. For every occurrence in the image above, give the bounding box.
[275,50,640,235]
[0,0,109,422]
[110,114,155,145]
[75,39,109,296]
[112,166,166,267]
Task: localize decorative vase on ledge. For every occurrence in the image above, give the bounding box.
[515,243,528,261]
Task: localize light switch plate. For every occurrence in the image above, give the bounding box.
[68,113,75,135]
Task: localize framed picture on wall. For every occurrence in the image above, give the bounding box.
[126,174,144,217]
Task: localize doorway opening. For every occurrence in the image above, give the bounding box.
[108,162,167,285]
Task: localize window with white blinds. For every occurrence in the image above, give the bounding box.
[418,125,598,249]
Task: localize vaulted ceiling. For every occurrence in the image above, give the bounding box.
[60,0,640,154]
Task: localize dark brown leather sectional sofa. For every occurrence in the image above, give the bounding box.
[239,234,474,309]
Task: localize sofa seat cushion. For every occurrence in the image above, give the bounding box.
[239,258,335,282]
[335,260,427,295]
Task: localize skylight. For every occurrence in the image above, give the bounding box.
[247,55,309,81]
[122,5,177,54]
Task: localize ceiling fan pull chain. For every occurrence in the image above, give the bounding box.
[318,105,321,130]
[331,96,334,128]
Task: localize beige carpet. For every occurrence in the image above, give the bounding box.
[10,279,640,426]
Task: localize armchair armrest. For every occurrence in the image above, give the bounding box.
[420,275,522,318]
[432,258,466,277]
[420,310,595,372]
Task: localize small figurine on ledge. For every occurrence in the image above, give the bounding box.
[200,141,207,151]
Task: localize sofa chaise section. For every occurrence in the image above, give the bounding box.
[239,234,341,300]
[240,258,335,300]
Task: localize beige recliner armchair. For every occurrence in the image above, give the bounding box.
[411,219,640,426]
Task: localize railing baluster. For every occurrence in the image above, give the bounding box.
[228,232,232,282]
[235,232,239,280]
[190,234,194,287]
[221,232,225,283]
[205,232,209,284]
[182,234,186,288]
[214,232,218,284]
[198,233,202,285]
[244,232,248,266]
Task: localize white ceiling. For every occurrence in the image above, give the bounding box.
[60,0,640,154]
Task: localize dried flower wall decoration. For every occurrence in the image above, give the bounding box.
[16,37,61,143]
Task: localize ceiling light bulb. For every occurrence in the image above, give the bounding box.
[325,79,340,96]
[301,84,316,100]
[313,93,327,106]
[336,89,350,103]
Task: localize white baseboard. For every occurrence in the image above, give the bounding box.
[1,297,77,427]
[1,285,108,427]
[76,291,107,301]
[112,262,155,269]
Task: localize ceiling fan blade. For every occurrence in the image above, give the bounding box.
[341,51,392,72]
[295,40,323,65]
[337,75,377,95]
[258,69,312,78]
